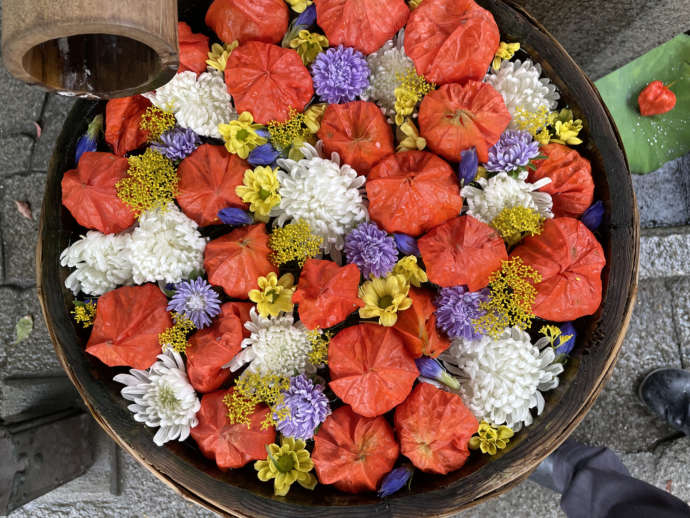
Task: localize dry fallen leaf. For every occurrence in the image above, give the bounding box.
[14,200,33,220]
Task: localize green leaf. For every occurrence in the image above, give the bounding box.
[594,34,690,174]
[14,315,33,344]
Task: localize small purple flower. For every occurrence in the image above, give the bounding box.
[415,357,460,390]
[393,233,420,257]
[167,277,221,329]
[485,130,539,172]
[344,222,398,278]
[556,322,577,355]
[75,114,103,163]
[378,465,414,497]
[275,374,330,440]
[218,207,253,226]
[435,286,489,340]
[295,4,317,26]
[311,45,370,104]
[150,127,201,161]
[581,200,604,231]
[248,143,280,167]
[458,147,478,185]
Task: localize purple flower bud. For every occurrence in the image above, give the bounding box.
[393,233,420,257]
[458,147,478,185]
[581,200,604,231]
[378,465,413,498]
[75,114,103,163]
[248,143,280,167]
[556,322,577,355]
[218,207,253,226]
[414,357,460,390]
[255,128,270,139]
[295,4,317,26]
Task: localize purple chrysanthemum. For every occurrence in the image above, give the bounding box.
[435,286,490,340]
[344,222,398,278]
[150,127,201,160]
[311,45,370,104]
[484,129,539,172]
[167,277,221,329]
[275,374,330,440]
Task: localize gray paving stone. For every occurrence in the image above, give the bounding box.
[654,438,690,504]
[572,279,683,452]
[0,287,63,378]
[0,172,45,286]
[639,227,690,280]
[0,376,80,419]
[669,277,690,367]
[633,154,690,229]
[456,480,561,517]
[0,136,34,177]
[0,66,46,135]
[31,94,77,171]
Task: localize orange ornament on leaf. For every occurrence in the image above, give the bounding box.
[394,287,450,358]
[105,95,151,156]
[178,22,210,74]
[205,0,288,45]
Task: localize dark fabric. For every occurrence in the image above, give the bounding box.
[551,439,690,518]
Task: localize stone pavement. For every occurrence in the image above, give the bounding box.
[1,1,689,516]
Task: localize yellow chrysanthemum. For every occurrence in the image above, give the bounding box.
[249,272,296,317]
[218,112,267,159]
[358,274,412,327]
[492,41,521,71]
[553,119,583,146]
[206,41,239,72]
[235,166,281,222]
[289,30,329,66]
[396,118,426,151]
[392,255,428,287]
[254,437,317,496]
[285,0,313,13]
[469,421,514,455]
[303,103,327,134]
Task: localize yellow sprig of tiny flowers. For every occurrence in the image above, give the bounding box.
[268,219,323,267]
[473,257,542,338]
[539,325,574,349]
[72,300,97,328]
[139,106,176,141]
[158,313,196,353]
[307,329,332,367]
[513,105,552,138]
[492,41,520,71]
[267,106,325,155]
[490,206,544,247]
[223,372,291,429]
[521,108,583,146]
[206,41,239,72]
[394,67,435,126]
[469,421,514,455]
[116,148,178,216]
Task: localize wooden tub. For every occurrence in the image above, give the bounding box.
[36,0,639,516]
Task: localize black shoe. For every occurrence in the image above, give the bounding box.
[638,368,690,436]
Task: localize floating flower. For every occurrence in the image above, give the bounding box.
[485,129,540,173]
[378,465,413,498]
[392,256,427,287]
[581,200,605,231]
[143,71,235,138]
[274,374,330,440]
[289,30,329,66]
[485,59,559,127]
[440,326,564,429]
[396,118,426,151]
[267,108,318,154]
[312,45,370,104]
[512,104,553,138]
[235,165,281,222]
[492,41,520,71]
[249,272,296,318]
[71,300,97,328]
[167,277,222,329]
[139,106,177,141]
[113,349,201,446]
[116,148,178,216]
[255,437,317,496]
[128,203,207,285]
[150,127,201,161]
[358,274,413,327]
[206,41,239,72]
[74,114,103,163]
[469,421,514,455]
[555,322,577,355]
[415,356,460,390]
[224,371,290,428]
[248,143,280,167]
[393,67,435,125]
[60,231,133,296]
[553,119,583,146]
[158,312,196,353]
[344,222,398,278]
[458,148,479,185]
[275,143,368,253]
[393,233,420,257]
[218,112,267,160]
[490,205,544,246]
[227,307,314,378]
[434,286,489,340]
[217,207,253,226]
[268,219,322,267]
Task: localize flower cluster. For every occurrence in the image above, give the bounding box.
[139,106,177,141]
[268,219,322,267]
[71,300,97,328]
[394,67,435,125]
[116,148,178,215]
[224,372,291,429]
[158,313,196,353]
[312,45,370,104]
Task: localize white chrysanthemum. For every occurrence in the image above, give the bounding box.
[226,307,314,378]
[486,59,560,128]
[143,70,235,138]
[440,327,564,430]
[60,231,133,296]
[114,349,200,447]
[461,172,553,224]
[128,203,207,284]
[360,30,413,121]
[275,143,368,254]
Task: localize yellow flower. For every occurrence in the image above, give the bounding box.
[539,325,573,348]
[553,119,583,146]
[307,329,331,367]
[490,206,544,247]
[224,372,290,428]
[206,41,239,72]
[116,148,178,216]
[393,256,428,287]
[158,313,196,353]
[492,41,521,71]
[535,127,552,146]
[268,219,322,266]
[358,274,412,327]
[254,437,317,496]
[475,165,488,181]
[71,300,97,328]
[267,108,320,154]
[408,0,424,8]
[394,68,434,126]
[513,105,552,137]
[289,30,329,66]
[235,166,281,221]
[139,106,176,141]
[396,118,427,151]
[218,112,267,159]
[469,421,514,455]
[285,0,313,13]
[249,272,296,317]
[303,103,327,134]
